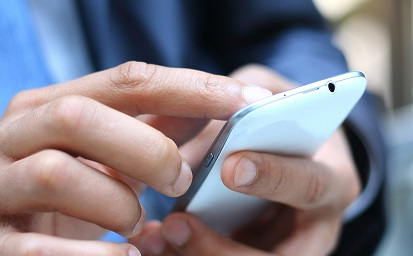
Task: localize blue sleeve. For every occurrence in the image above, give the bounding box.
[207,0,348,82]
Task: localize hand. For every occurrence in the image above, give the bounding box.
[133,64,361,256]
[0,62,272,255]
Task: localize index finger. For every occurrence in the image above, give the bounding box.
[14,62,272,119]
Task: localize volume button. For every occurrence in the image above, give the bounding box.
[203,152,215,167]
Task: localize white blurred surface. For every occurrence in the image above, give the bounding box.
[314,0,369,21]
[376,105,413,255]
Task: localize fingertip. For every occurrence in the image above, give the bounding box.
[222,153,259,190]
[133,223,166,256]
[221,154,243,188]
[172,160,193,197]
[162,216,191,247]
[149,137,192,198]
[233,157,258,187]
[128,246,142,256]
[133,207,147,236]
[119,206,147,238]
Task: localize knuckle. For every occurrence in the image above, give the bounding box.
[20,245,44,256]
[110,61,156,91]
[30,151,73,195]
[248,154,286,197]
[264,161,287,196]
[196,73,241,114]
[44,96,96,135]
[3,234,43,256]
[198,74,222,102]
[5,90,42,116]
[305,171,327,206]
[7,91,30,111]
[0,233,10,256]
[202,74,221,93]
[342,171,361,208]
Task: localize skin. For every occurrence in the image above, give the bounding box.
[0,61,272,256]
[132,65,361,256]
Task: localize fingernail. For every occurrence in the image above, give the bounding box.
[163,219,191,246]
[234,158,257,187]
[133,207,147,236]
[119,207,146,238]
[173,160,193,196]
[129,246,142,256]
[243,86,272,105]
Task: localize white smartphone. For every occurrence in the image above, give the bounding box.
[173,71,366,232]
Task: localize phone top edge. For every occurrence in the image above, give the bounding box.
[231,71,365,121]
[214,71,365,146]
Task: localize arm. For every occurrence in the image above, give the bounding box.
[133,1,386,255]
[0,62,272,255]
[215,0,385,230]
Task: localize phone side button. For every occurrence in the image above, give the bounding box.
[204,152,215,167]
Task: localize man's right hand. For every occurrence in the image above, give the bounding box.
[0,61,272,256]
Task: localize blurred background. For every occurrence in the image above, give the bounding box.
[314,0,413,254]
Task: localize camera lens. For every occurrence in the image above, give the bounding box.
[328,82,335,93]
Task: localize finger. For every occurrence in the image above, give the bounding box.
[272,216,342,256]
[221,153,334,210]
[231,205,295,251]
[2,96,191,197]
[131,221,179,256]
[37,212,107,239]
[1,150,144,237]
[0,232,141,256]
[176,65,294,167]
[140,115,210,146]
[160,213,272,256]
[231,204,341,256]
[78,157,146,196]
[10,62,272,119]
[221,130,359,210]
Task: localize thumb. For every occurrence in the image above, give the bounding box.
[161,213,271,256]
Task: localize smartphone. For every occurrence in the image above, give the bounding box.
[173,71,366,232]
